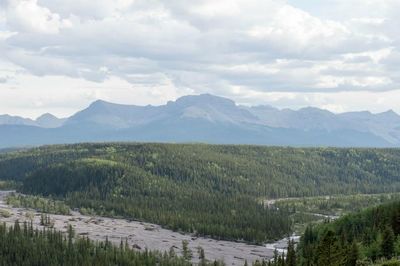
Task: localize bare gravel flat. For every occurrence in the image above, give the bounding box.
[0,191,289,265]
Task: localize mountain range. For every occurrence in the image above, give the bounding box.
[1,94,399,148]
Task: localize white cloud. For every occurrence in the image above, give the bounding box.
[37,0,135,19]
[351,17,386,25]
[0,0,400,116]
[247,5,350,55]
[0,76,8,83]
[6,0,72,34]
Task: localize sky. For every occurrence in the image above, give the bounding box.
[0,0,400,118]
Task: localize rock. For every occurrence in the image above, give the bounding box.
[132,244,142,250]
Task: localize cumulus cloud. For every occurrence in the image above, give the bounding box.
[6,0,72,34]
[0,0,399,117]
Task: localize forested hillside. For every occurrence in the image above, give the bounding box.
[297,201,400,265]
[2,143,400,196]
[1,143,400,243]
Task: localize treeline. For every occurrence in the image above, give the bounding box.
[0,180,19,190]
[275,193,400,217]
[297,201,400,265]
[6,193,71,215]
[0,221,224,266]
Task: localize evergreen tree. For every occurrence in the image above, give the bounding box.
[316,230,343,266]
[182,240,192,261]
[344,241,358,266]
[381,226,395,259]
[286,239,296,266]
[198,246,207,266]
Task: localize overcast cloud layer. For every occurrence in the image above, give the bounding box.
[0,0,400,118]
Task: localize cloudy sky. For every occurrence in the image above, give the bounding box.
[0,0,400,118]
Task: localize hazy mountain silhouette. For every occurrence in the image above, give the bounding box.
[0,94,398,148]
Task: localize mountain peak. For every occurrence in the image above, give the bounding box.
[36,113,58,121]
[381,109,398,116]
[172,94,235,107]
[89,99,112,107]
[35,113,65,128]
[87,99,144,111]
[298,106,333,114]
[0,114,35,126]
[375,109,400,120]
[83,99,123,114]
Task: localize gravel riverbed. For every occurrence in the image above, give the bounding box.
[0,191,294,265]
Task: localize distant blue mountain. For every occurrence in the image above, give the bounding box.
[0,113,65,128]
[0,94,399,148]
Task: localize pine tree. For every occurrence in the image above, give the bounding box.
[169,246,176,258]
[381,226,395,259]
[182,240,192,261]
[40,213,44,225]
[316,230,343,266]
[273,249,278,264]
[345,241,358,266]
[286,239,296,266]
[198,246,206,266]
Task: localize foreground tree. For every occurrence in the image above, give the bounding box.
[381,226,395,259]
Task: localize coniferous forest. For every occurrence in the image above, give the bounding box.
[1,143,400,244]
[297,200,400,265]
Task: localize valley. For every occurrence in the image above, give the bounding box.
[2,1,400,264]
[0,190,282,265]
[2,190,399,265]
[1,143,400,265]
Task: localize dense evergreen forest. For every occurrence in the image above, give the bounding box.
[297,200,400,265]
[1,143,400,243]
[0,221,224,266]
